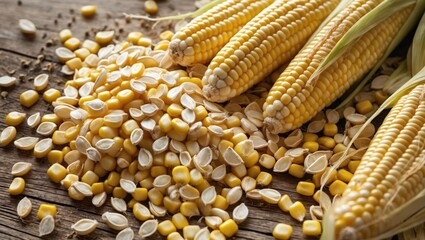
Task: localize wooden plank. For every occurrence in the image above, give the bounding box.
[0,0,316,239]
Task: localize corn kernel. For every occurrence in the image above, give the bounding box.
[91,182,104,195]
[74,48,91,60]
[42,89,60,103]
[61,174,78,189]
[80,5,97,17]
[259,154,275,169]
[132,187,148,201]
[356,100,374,114]
[303,133,318,142]
[183,225,200,240]
[47,150,63,164]
[47,163,67,183]
[256,171,272,186]
[273,223,293,240]
[329,180,347,196]
[289,201,306,222]
[302,220,322,236]
[171,213,189,230]
[59,29,72,43]
[160,30,174,41]
[164,196,181,214]
[288,164,305,178]
[210,230,226,240]
[137,37,152,47]
[194,105,208,121]
[172,166,190,185]
[82,40,100,54]
[167,232,184,240]
[5,112,26,126]
[8,177,25,195]
[144,0,158,15]
[213,195,229,210]
[348,160,360,173]
[158,220,176,236]
[66,57,83,71]
[247,165,261,178]
[127,32,143,44]
[337,169,353,183]
[64,37,81,51]
[113,187,127,199]
[224,173,241,187]
[302,141,319,152]
[180,201,200,217]
[81,170,99,185]
[296,181,315,196]
[323,123,338,137]
[37,204,57,219]
[95,31,115,45]
[333,143,347,153]
[219,219,238,237]
[318,136,336,149]
[20,90,39,108]
[278,194,293,212]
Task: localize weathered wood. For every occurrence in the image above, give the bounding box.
[0,0,317,239]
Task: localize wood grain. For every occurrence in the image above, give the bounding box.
[0,0,317,239]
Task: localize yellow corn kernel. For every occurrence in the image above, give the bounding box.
[160,30,174,41]
[113,187,127,199]
[337,169,353,183]
[95,31,115,45]
[356,100,374,114]
[98,126,118,139]
[37,204,56,219]
[289,201,306,222]
[194,105,208,121]
[302,220,322,236]
[151,166,167,178]
[374,90,388,105]
[97,91,111,101]
[127,198,137,209]
[0,126,16,147]
[219,219,238,237]
[183,225,201,240]
[82,40,100,54]
[224,173,241,187]
[47,163,67,183]
[133,202,151,221]
[171,213,189,230]
[64,37,81,51]
[213,195,229,210]
[8,177,25,195]
[256,171,272,186]
[288,164,305,179]
[81,171,99,185]
[231,133,248,145]
[180,201,200,217]
[74,48,90,60]
[19,89,39,108]
[278,194,293,212]
[132,187,148,201]
[148,188,164,206]
[80,5,96,17]
[296,181,315,196]
[69,187,82,200]
[172,166,190,185]
[273,223,293,240]
[323,123,338,137]
[127,32,143,44]
[61,174,78,189]
[164,196,181,214]
[47,150,63,164]
[52,130,68,145]
[210,230,226,240]
[91,182,104,195]
[318,136,336,149]
[158,220,176,236]
[303,133,319,142]
[59,29,72,43]
[348,160,360,173]
[167,232,184,240]
[302,141,319,152]
[121,119,138,136]
[140,176,154,189]
[333,143,347,153]
[66,57,83,71]
[319,167,337,185]
[243,150,259,168]
[42,88,61,103]
[103,182,114,194]
[5,112,26,126]
[247,166,261,179]
[116,89,135,105]
[273,146,287,159]
[259,154,276,169]
[329,180,347,196]
[107,171,120,187]
[137,37,152,47]
[144,0,158,15]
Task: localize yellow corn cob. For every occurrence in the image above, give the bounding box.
[202,0,340,103]
[325,84,425,239]
[169,0,274,66]
[263,0,413,134]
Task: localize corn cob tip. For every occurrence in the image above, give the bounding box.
[169,38,194,66]
[202,84,223,103]
[263,117,285,135]
[202,71,232,103]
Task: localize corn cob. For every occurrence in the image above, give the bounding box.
[323,83,425,239]
[202,0,340,103]
[263,0,413,134]
[169,0,274,66]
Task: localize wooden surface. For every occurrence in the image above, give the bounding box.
[0,0,316,239]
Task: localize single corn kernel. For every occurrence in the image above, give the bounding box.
[296,181,315,196]
[356,100,374,114]
[127,32,143,44]
[224,173,241,187]
[37,204,56,219]
[74,48,91,60]
[302,141,319,152]
[303,133,319,142]
[183,225,201,240]
[337,169,353,183]
[137,37,152,47]
[288,164,305,179]
[323,123,338,137]
[43,88,61,103]
[132,188,148,201]
[219,219,238,237]
[113,187,127,199]
[20,90,39,108]
[278,194,293,212]
[167,232,184,240]
[81,171,99,185]
[329,180,347,196]
[256,171,272,186]
[172,166,190,185]
[213,195,229,210]
[302,220,322,236]
[144,0,158,15]
[210,230,226,240]
[61,174,78,189]
[59,29,72,43]
[333,143,347,153]
[0,126,16,147]
[47,163,67,183]
[47,150,63,164]
[158,220,177,236]
[160,30,174,41]
[5,112,26,126]
[91,182,104,195]
[259,154,276,169]
[171,213,189,230]
[273,223,293,240]
[318,136,336,149]
[348,160,360,173]
[95,31,115,45]
[289,201,306,222]
[66,57,83,71]
[82,40,100,53]
[64,37,81,51]
[80,5,97,17]
[8,177,25,195]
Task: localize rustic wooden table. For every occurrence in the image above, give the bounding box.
[0,0,316,239]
